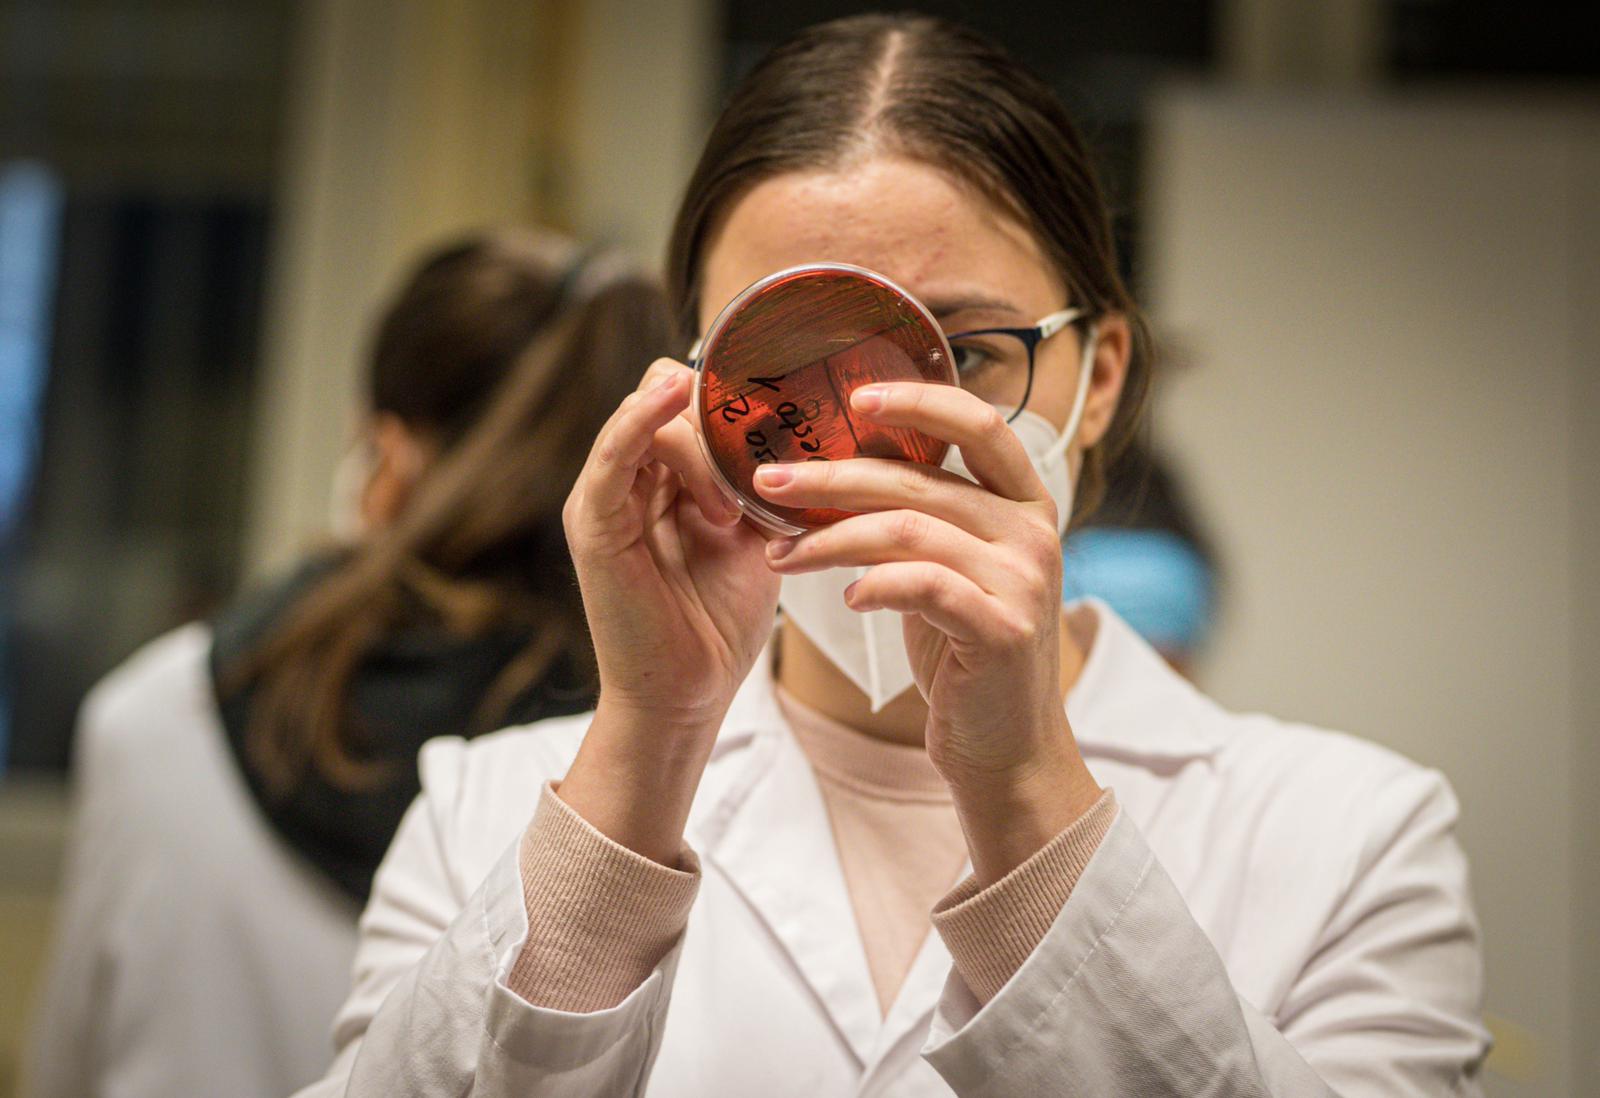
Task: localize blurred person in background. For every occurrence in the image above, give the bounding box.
[1063,441,1218,677]
[293,14,1486,1098]
[21,230,672,1098]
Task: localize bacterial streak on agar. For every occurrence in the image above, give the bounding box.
[693,264,958,534]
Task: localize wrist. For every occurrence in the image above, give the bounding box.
[945,740,1102,888]
[556,699,725,866]
[592,694,727,762]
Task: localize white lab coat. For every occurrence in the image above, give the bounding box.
[24,624,360,1098]
[298,598,1488,1097]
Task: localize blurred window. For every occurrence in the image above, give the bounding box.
[0,0,289,773]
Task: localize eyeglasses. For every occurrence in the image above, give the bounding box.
[945,307,1086,423]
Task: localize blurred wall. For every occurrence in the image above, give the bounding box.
[1146,87,1598,1097]
[244,0,715,578]
[1573,120,1600,1097]
[562,0,717,269]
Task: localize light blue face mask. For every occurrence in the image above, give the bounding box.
[1063,528,1215,656]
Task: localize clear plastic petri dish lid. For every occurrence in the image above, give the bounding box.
[691,263,957,536]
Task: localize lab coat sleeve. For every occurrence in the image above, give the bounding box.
[292,742,689,1098]
[922,770,1487,1098]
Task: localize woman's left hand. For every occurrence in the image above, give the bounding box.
[752,381,1104,884]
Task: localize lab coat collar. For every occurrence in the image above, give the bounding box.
[1063,596,1226,762]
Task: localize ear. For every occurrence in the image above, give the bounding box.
[360,413,435,529]
[1075,313,1131,452]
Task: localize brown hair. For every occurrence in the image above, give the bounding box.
[667,13,1151,523]
[232,232,671,792]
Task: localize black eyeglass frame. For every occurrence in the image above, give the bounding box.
[944,306,1087,423]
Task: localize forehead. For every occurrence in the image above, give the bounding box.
[698,154,1061,330]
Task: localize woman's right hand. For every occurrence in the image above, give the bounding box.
[555,359,780,862]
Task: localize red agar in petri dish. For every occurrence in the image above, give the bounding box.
[692,263,957,535]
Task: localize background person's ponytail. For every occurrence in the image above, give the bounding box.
[224,232,671,797]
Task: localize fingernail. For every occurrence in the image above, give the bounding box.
[767,536,796,561]
[852,386,884,412]
[843,579,859,604]
[754,464,792,489]
[651,372,680,392]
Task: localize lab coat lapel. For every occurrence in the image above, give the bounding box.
[858,887,965,1084]
[701,716,882,1065]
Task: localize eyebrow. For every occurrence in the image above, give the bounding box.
[921,293,1025,321]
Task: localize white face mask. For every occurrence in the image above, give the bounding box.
[779,326,1097,710]
[327,438,374,542]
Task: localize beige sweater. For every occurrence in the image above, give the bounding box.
[508,691,1117,1013]
[777,685,971,1014]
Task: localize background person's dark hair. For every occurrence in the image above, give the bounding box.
[666,12,1152,525]
[228,232,672,793]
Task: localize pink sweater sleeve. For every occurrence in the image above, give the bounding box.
[931,788,1119,1003]
[505,782,700,1012]
[506,779,1115,1014]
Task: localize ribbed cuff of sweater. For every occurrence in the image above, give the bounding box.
[931,788,1118,1004]
[505,781,701,1013]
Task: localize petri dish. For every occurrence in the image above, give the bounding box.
[691,263,956,535]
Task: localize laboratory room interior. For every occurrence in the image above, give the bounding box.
[0,2,1594,1097]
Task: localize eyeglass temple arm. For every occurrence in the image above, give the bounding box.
[947,306,1085,343]
[1035,307,1084,339]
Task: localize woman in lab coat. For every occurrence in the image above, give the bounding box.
[298,14,1489,1097]
[23,232,671,1098]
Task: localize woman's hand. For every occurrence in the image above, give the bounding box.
[753,382,1102,883]
[557,359,780,864]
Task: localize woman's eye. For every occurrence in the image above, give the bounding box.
[951,343,990,376]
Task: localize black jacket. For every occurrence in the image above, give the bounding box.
[208,555,594,904]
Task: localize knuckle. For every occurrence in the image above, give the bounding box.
[888,510,926,550]
[1012,615,1040,648]
[1012,558,1048,595]
[977,405,1010,445]
[615,392,644,420]
[561,491,584,536]
[995,606,1036,649]
[1035,496,1062,535]
[1022,512,1061,557]
[894,461,931,499]
[791,528,824,560]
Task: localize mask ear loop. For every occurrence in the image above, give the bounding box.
[1042,322,1099,467]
